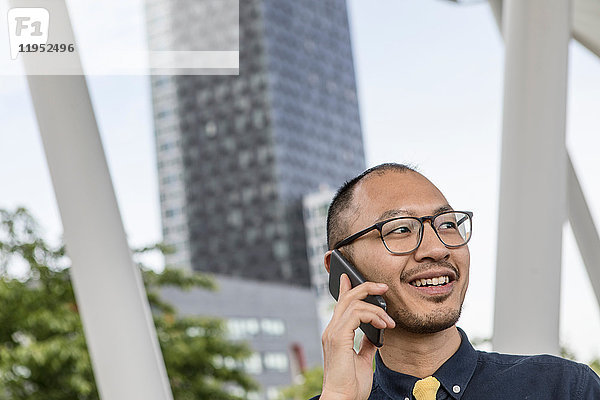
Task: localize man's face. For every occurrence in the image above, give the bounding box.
[342,170,470,334]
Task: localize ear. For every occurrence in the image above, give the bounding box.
[324,250,333,274]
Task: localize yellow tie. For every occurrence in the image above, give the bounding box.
[412,376,440,400]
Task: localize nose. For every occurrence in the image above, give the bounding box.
[413,221,450,262]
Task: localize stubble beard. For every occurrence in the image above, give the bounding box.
[390,261,464,334]
[390,298,463,334]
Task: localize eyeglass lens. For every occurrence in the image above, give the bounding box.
[380,212,471,254]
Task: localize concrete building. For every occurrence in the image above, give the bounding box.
[161,275,323,400]
[302,187,336,333]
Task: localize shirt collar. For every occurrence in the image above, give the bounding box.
[373,327,478,399]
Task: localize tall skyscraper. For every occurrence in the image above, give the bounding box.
[147,0,365,286]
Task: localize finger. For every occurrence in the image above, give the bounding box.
[326,304,388,344]
[357,331,378,361]
[351,301,395,327]
[333,280,391,328]
[332,310,390,339]
[338,273,352,296]
[338,281,388,305]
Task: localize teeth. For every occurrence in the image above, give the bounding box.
[410,275,450,287]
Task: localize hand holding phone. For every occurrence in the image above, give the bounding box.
[320,250,395,400]
[328,250,388,347]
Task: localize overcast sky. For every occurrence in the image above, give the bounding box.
[1,0,599,360]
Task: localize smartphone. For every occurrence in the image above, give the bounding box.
[328,250,387,347]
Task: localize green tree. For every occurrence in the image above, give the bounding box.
[0,207,257,400]
[277,366,323,400]
[561,346,600,377]
[590,358,600,376]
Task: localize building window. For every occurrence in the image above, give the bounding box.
[263,352,288,372]
[273,241,289,259]
[242,187,256,203]
[153,76,169,87]
[227,210,243,227]
[165,208,179,218]
[162,174,178,185]
[205,121,217,138]
[261,318,285,336]
[196,89,211,104]
[238,150,252,168]
[256,146,269,163]
[243,353,263,375]
[223,137,236,152]
[157,109,172,119]
[159,141,174,151]
[227,318,260,339]
[252,109,265,128]
[245,227,259,244]
[234,115,246,132]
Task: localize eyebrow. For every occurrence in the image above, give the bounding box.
[433,204,454,215]
[375,209,415,222]
[375,204,454,223]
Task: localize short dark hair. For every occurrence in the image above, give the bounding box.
[326,163,417,250]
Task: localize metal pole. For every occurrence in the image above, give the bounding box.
[567,155,600,306]
[10,0,174,398]
[493,0,570,355]
[572,0,600,58]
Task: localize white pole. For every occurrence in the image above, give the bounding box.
[567,155,600,306]
[493,0,570,355]
[11,0,174,398]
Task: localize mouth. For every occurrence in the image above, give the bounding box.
[405,267,458,297]
[409,275,451,287]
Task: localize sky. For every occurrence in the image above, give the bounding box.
[1,0,600,360]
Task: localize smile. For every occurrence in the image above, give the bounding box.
[410,275,450,287]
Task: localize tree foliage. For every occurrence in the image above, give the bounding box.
[562,346,600,377]
[590,358,600,376]
[0,207,256,400]
[277,366,323,400]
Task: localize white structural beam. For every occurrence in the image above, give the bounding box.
[27,78,174,400]
[567,156,600,306]
[489,0,600,58]
[488,0,503,34]
[488,0,600,306]
[493,0,570,355]
[12,0,174,398]
[572,0,600,57]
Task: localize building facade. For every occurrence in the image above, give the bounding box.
[148,0,365,286]
[302,187,336,333]
[161,275,323,400]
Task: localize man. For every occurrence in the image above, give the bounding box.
[310,163,600,400]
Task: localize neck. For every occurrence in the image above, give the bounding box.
[379,325,461,378]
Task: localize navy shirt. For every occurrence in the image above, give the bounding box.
[309,327,600,399]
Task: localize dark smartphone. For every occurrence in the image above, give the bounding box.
[328,250,387,347]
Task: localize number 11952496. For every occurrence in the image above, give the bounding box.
[19,43,75,53]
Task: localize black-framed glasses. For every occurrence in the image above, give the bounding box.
[333,211,473,255]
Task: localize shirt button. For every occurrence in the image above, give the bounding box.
[404,397,410,400]
[453,385,461,393]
